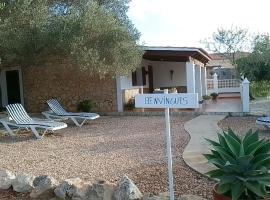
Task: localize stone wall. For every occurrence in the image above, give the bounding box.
[21,57,118,113]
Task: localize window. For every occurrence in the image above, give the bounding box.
[132,67,147,86]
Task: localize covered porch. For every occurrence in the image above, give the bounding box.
[116,47,212,112]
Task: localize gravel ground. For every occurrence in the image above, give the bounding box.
[0,116,214,199]
[218,116,270,139]
[0,189,30,200]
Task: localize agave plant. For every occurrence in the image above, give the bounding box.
[204,128,270,200]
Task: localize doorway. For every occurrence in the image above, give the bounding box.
[0,67,24,107]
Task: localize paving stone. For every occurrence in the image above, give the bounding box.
[183,115,226,175]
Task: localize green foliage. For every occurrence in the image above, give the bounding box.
[250,81,270,97]
[202,95,211,101]
[77,100,96,112]
[204,129,270,200]
[124,98,135,110]
[210,92,218,100]
[0,0,143,76]
[70,2,142,76]
[236,35,270,81]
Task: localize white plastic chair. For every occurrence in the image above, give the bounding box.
[0,104,67,140]
[256,117,270,129]
[43,99,100,127]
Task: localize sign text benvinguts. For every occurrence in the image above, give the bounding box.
[135,93,199,109]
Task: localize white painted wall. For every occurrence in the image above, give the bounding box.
[149,61,186,88]
[116,76,123,112]
[195,65,202,99]
[119,76,138,90]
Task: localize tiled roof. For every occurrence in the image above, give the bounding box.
[206,52,249,68]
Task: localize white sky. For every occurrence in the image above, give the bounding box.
[128,0,270,49]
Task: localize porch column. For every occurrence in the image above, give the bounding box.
[116,76,123,112]
[186,60,196,93]
[201,67,207,96]
[195,65,202,99]
[242,78,250,112]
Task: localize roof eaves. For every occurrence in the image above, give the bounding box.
[142,46,212,61]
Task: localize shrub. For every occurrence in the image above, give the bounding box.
[77,100,96,112]
[124,98,135,110]
[202,95,211,101]
[250,81,270,98]
[210,92,219,100]
[204,128,270,200]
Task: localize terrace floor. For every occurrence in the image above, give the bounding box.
[204,97,242,113]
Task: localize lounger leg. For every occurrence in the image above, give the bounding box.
[2,122,16,137]
[29,127,43,140]
[15,128,21,134]
[264,125,270,130]
[43,113,52,120]
[70,117,87,127]
[41,129,49,137]
[79,119,87,126]
[70,117,81,127]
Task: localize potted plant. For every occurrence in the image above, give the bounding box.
[210,92,219,101]
[124,98,135,111]
[202,95,211,104]
[204,128,270,200]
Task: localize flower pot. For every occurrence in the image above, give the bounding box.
[213,187,231,200]
[213,184,270,200]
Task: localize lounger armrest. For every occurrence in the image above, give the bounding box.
[42,111,69,121]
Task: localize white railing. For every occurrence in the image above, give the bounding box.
[207,79,214,90]
[218,79,241,88]
[207,75,241,94]
[207,73,250,112]
[207,79,240,90]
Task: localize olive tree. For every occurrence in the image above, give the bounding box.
[0,0,143,76]
[201,25,249,64]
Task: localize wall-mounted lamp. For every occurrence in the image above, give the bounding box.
[170,70,174,80]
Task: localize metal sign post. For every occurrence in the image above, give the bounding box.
[164,89,174,200]
[135,91,199,200]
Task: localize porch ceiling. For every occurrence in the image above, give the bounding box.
[143,49,211,64]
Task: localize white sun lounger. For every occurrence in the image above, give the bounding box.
[256,117,270,129]
[42,99,100,127]
[0,104,67,140]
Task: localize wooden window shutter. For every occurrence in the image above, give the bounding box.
[142,67,146,86]
[132,71,137,86]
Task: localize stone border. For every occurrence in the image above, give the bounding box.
[0,169,206,200]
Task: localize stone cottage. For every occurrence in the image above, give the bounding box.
[0,46,211,113]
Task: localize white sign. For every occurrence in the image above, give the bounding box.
[135,91,199,200]
[135,93,199,109]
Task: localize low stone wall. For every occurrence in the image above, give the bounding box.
[21,57,118,113]
[0,169,206,200]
